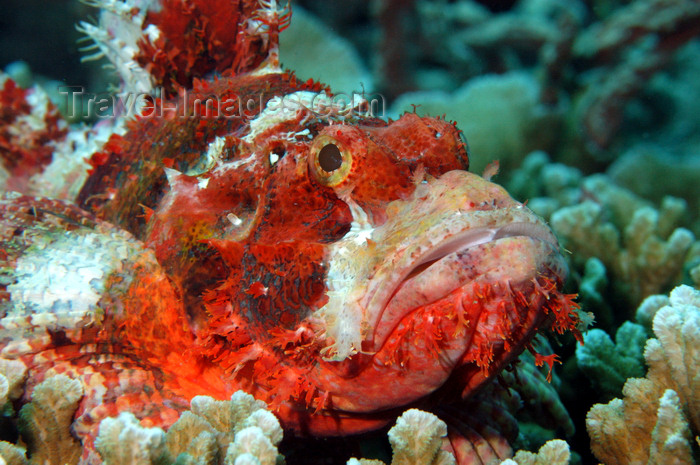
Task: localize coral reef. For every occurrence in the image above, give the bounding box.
[550,179,696,307]
[607,145,700,225]
[585,285,700,464]
[2,386,284,465]
[507,151,700,316]
[95,391,284,465]
[573,0,700,152]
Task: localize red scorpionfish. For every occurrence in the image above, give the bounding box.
[0,1,581,463]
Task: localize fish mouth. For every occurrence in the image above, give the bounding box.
[368,220,565,353]
[308,171,574,416]
[401,221,558,280]
[314,170,567,365]
[309,219,568,416]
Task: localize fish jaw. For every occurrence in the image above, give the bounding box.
[305,170,575,415]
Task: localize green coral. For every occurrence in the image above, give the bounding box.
[577,258,611,329]
[576,322,648,399]
[279,7,372,94]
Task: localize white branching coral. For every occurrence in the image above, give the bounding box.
[347,409,455,465]
[585,285,700,465]
[550,176,695,306]
[388,409,454,465]
[498,439,571,465]
[224,427,278,465]
[95,391,284,465]
[0,358,27,407]
[95,412,166,465]
[17,375,84,465]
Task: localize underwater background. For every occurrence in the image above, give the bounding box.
[1,0,699,464]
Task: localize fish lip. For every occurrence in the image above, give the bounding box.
[367,221,564,351]
[405,221,559,272]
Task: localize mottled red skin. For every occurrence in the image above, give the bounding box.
[0,2,582,463]
[0,78,67,190]
[135,0,276,96]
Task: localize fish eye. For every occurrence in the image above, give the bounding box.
[318,144,343,172]
[309,136,353,187]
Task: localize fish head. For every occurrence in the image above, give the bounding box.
[143,86,578,431]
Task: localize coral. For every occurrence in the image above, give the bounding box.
[0,442,28,465]
[585,285,700,465]
[498,439,571,465]
[279,7,372,94]
[95,413,166,465]
[404,0,700,161]
[0,358,27,408]
[572,0,700,152]
[224,426,278,465]
[635,293,671,330]
[391,72,557,174]
[387,409,454,465]
[373,0,418,98]
[506,347,575,444]
[414,0,584,87]
[347,343,576,465]
[607,146,700,224]
[576,322,647,399]
[577,258,611,329]
[551,181,695,307]
[95,391,284,465]
[508,151,699,313]
[17,374,84,465]
[347,409,455,465]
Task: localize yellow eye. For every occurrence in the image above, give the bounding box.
[309,135,352,186]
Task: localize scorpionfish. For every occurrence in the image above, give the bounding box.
[0,1,581,463]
